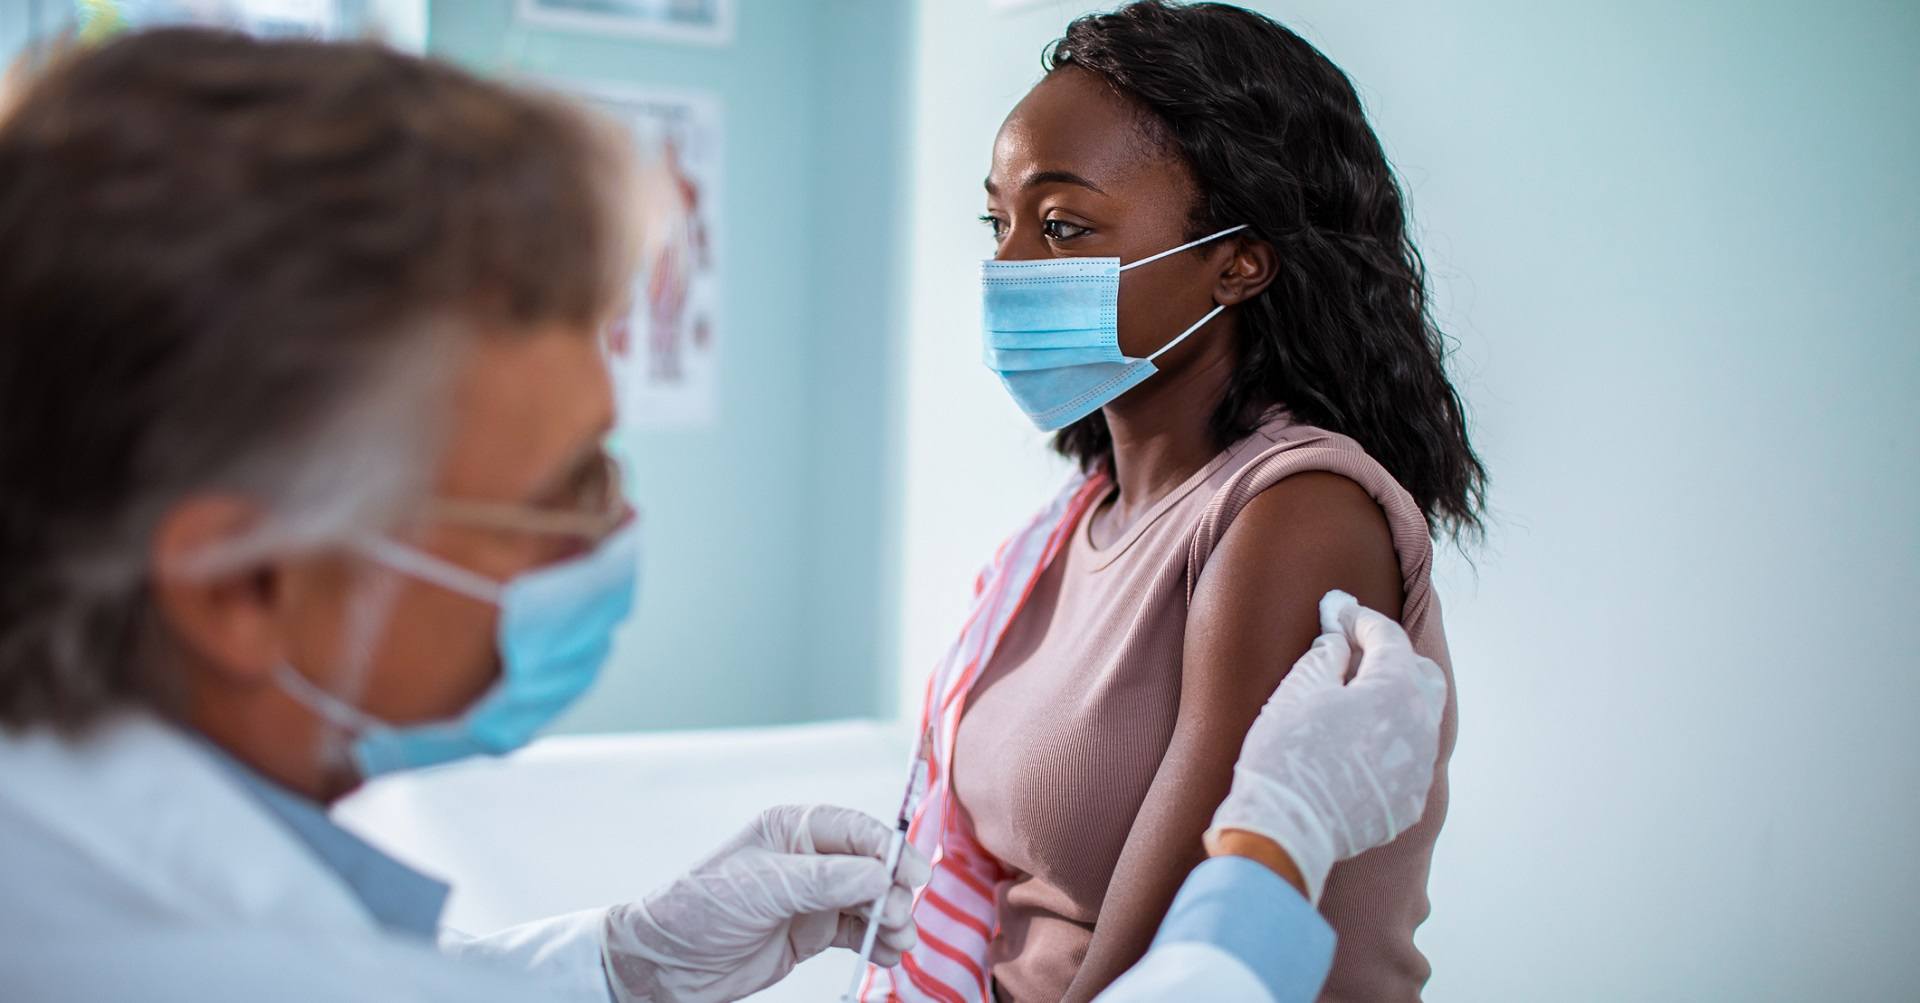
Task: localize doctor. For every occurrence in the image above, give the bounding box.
[0,28,1445,1003]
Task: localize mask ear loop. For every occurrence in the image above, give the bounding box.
[275,539,502,769]
[1145,303,1228,362]
[1117,224,1249,272]
[1119,223,1245,362]
[273,661,386,736]
[354,537,505,605]
[273,559,409,770]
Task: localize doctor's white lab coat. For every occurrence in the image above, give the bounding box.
[0,712,609,1003]
[0,712,1320,1003]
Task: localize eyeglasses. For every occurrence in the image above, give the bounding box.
[423,450,635,543]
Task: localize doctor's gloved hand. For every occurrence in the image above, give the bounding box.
[1206,590,1448,905]
[600,804,930,1003]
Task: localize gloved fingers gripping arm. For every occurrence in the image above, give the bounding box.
[601,804,929,1003]
[1206,590,1448,904]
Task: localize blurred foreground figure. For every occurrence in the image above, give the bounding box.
[0,28,920,1003]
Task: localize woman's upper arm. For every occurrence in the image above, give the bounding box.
[1060,472,1403,1003]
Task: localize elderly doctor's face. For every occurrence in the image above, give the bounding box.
[154,328,619,801]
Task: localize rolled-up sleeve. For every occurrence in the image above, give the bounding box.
[1095,856,1337,1003]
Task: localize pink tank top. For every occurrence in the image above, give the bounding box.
[951,411,1458,1003]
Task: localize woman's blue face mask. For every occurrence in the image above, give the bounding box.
[979,224,1248,431]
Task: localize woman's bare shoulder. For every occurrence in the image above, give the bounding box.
[1185,471,1403,694]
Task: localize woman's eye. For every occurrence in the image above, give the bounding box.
[978,214,1007,241]
[1043,219,1090,240]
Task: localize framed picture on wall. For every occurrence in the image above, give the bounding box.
[517,0,734,46]
[71,0,427,52]
[553,81,724,428]
[102,0,336,36]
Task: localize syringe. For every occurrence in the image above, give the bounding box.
[841,741,930,1002]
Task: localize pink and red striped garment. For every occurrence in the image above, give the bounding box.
[858,473,1108,1003]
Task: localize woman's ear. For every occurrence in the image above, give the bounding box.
[1214,237,1278,306]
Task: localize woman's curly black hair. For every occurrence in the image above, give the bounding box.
[1046,1,1487,540]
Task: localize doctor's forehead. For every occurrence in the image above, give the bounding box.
[986,66,1171,197]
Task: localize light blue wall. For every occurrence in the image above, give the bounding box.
[0,1,74,62]
[795,0,914,722]
[428,0,912,732]
[0,1,912,733]
[887,0,1920,998]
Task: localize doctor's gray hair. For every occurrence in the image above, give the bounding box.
[0,29,639,730]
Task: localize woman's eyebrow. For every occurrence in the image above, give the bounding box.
[983,170,1109,196]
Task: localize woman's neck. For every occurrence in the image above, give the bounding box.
[1096,335,1238,534]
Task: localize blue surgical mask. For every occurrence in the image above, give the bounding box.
[981,224,1249,431]
[275,519,642,777]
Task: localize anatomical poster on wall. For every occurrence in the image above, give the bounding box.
[568,83,723,428]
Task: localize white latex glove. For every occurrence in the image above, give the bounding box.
[1206,590,1448,905]
[601,804,931,1003]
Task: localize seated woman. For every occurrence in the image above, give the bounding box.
[862,4,1484,1003]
